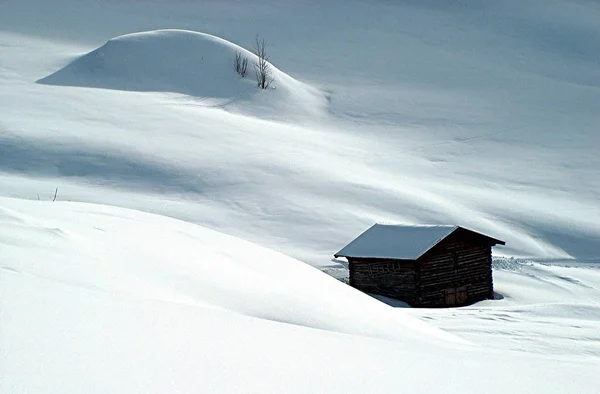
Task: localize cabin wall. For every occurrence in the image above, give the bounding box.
[349,259,417,304]
[417,238,493,307]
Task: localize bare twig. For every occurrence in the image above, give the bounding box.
[253,35,273,89]
[234,51,248,77]
[53,187,58,202]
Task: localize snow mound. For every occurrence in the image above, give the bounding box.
[38,29,327,119]
[3,198,600,393]
[0,197,461,345]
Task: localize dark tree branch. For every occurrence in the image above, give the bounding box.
[234,51,248,77]
[253,35,273,89]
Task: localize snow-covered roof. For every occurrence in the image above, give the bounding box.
[334,224,502,260]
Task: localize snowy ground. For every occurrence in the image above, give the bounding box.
[410,259,600,359]
[1,0,599,392]
[1,0,598,268]
[1,199,599,393]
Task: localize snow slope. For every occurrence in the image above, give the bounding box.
[1,0,599,268]
[0,197,455,344]
[1,1,600,391]
[1,20,598,267]
[409,258,600,359]
[38,29,327,120]
[2,199,599,393]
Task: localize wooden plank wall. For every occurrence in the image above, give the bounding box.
[418,241,492,307]
[349,259,417,304]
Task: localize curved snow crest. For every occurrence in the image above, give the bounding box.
[0,197,465,346]
[38,29,327,120]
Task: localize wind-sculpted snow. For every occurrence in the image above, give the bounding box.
[38,30,327,119]
[0,197,460,344]
[1,1,600,392]
[0,10,598,265]
[2,198,599,394]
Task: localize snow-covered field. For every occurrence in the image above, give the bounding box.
[2,199,599,393]
[1,0,599,392]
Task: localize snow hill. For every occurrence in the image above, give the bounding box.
[1,1,600,392]
[0,197,455,344]
[0,13,597,268]
[2,198,599,393]
[38,29,327,120]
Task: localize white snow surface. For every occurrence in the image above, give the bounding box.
[335,223,459,259]
[0,1,598,268]
[1,0,600,392]
[1,198,599,393]
[0,197,456,344]
[38,29,327,120]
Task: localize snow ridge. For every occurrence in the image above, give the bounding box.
[38,29,327,119]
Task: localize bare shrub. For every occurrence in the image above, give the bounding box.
[253,35,273,89]
[234,51,248,77]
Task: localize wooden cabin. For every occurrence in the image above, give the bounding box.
[334,224,505,307]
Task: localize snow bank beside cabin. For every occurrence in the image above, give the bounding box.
[2,197,600,394]
[0,197,459,344]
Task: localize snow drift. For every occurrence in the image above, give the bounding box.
[2,1,600,392]
[38,29,327,118]
[0,197,458,344]
[2,197,599,394]
[0,16,596,267]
